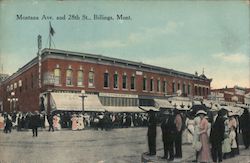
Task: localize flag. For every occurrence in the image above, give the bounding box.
[50,22,55,36]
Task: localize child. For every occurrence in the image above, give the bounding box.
[229,126,237,157]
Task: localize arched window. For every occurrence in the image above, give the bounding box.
[66,69,73,86]
[54,68,61,85]
[88,71,95,87]
[77,70,84,86]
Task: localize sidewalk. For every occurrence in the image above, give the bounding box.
[141,145,250,163]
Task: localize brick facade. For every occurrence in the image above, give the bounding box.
[0,49,212,113]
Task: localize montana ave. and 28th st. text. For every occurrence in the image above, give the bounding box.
[16,14,132,21]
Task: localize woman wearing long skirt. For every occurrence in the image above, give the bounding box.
[197,110,212,163]
[71,114,78,131]
[192,115,201,162]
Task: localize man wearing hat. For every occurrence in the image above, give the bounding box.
[174,109,183,159]
[161,110,176,161]
[30,111,40,137]
[147,110,157,156]
[210,110,225,163]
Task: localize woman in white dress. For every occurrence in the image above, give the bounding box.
[222,117,231,159]
[192,114,201,162]
[77,114,84,130]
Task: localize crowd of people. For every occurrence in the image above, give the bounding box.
[146,107,250,163]
[0,111,149,136]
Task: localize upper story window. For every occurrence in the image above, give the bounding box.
[66,69,73,86]
[131,75,135,90]
[177,82,180,90]
[150,78,154,92]
[188,84,191,95]
[182,83,186,94]
[77,70,84,86]
[54,68,61,85]
[195,86,198,95]
[157,79,161,92]
[113,73,118,89]
[143,76,147,91]
[104,72,109,88]
[172,82,176,93]
[163,81,167,93]
[122,73,127,89]
[88,71,95,87]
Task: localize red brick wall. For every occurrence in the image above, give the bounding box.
[2,64,40,113]
[43,58,210,97]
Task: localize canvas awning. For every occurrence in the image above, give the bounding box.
[193,100,202,105]
[50,92,105,112]
[154,99,173,109]
[104,106,144,113]
[139,106,159,112]
[171,100,192,110]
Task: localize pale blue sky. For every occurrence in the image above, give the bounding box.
[0,0,249,89]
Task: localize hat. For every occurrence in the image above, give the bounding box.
[162,110,171,115]
[196,110,207,116]
[228,112,236,117]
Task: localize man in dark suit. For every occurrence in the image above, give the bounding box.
[161,110,176,161]
[30,111,40,137]
[210,111,225,163]
[47,113,54,132]
[147,110,157,156]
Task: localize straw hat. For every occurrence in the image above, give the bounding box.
[228,112,236,117]
[196,110,207,115]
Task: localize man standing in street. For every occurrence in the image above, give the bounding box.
[47,113,54,132]
[30,111,40,137]
[161,110,176,161]
[147,110,157,156]
[174,109,183,159]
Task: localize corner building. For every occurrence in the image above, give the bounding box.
[0,49,212,113]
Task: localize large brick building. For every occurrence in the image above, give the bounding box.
[0,49,212,113]
[210,86,247,105]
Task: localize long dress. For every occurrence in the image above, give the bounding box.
[198,117,212,163]
[0,115,4,129]
[187,119,195,143]
[192,116,201,150]
[71,117,78,131]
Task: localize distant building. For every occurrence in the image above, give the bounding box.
[211,86,248,105]
[0,49,212,113]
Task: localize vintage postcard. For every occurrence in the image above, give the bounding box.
[0,1,250,163]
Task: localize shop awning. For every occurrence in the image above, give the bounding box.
[154,99,173,109]
[139,106,159,112]
[104,106,144,113]
[50,92,105,112]
[193,100,202,105]
[171,100,192,110]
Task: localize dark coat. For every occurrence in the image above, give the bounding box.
[240,110,250,132]
[161,115,176,142]
[30,114,40,128]
[210,116,225,144]
[147,113,157,137]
